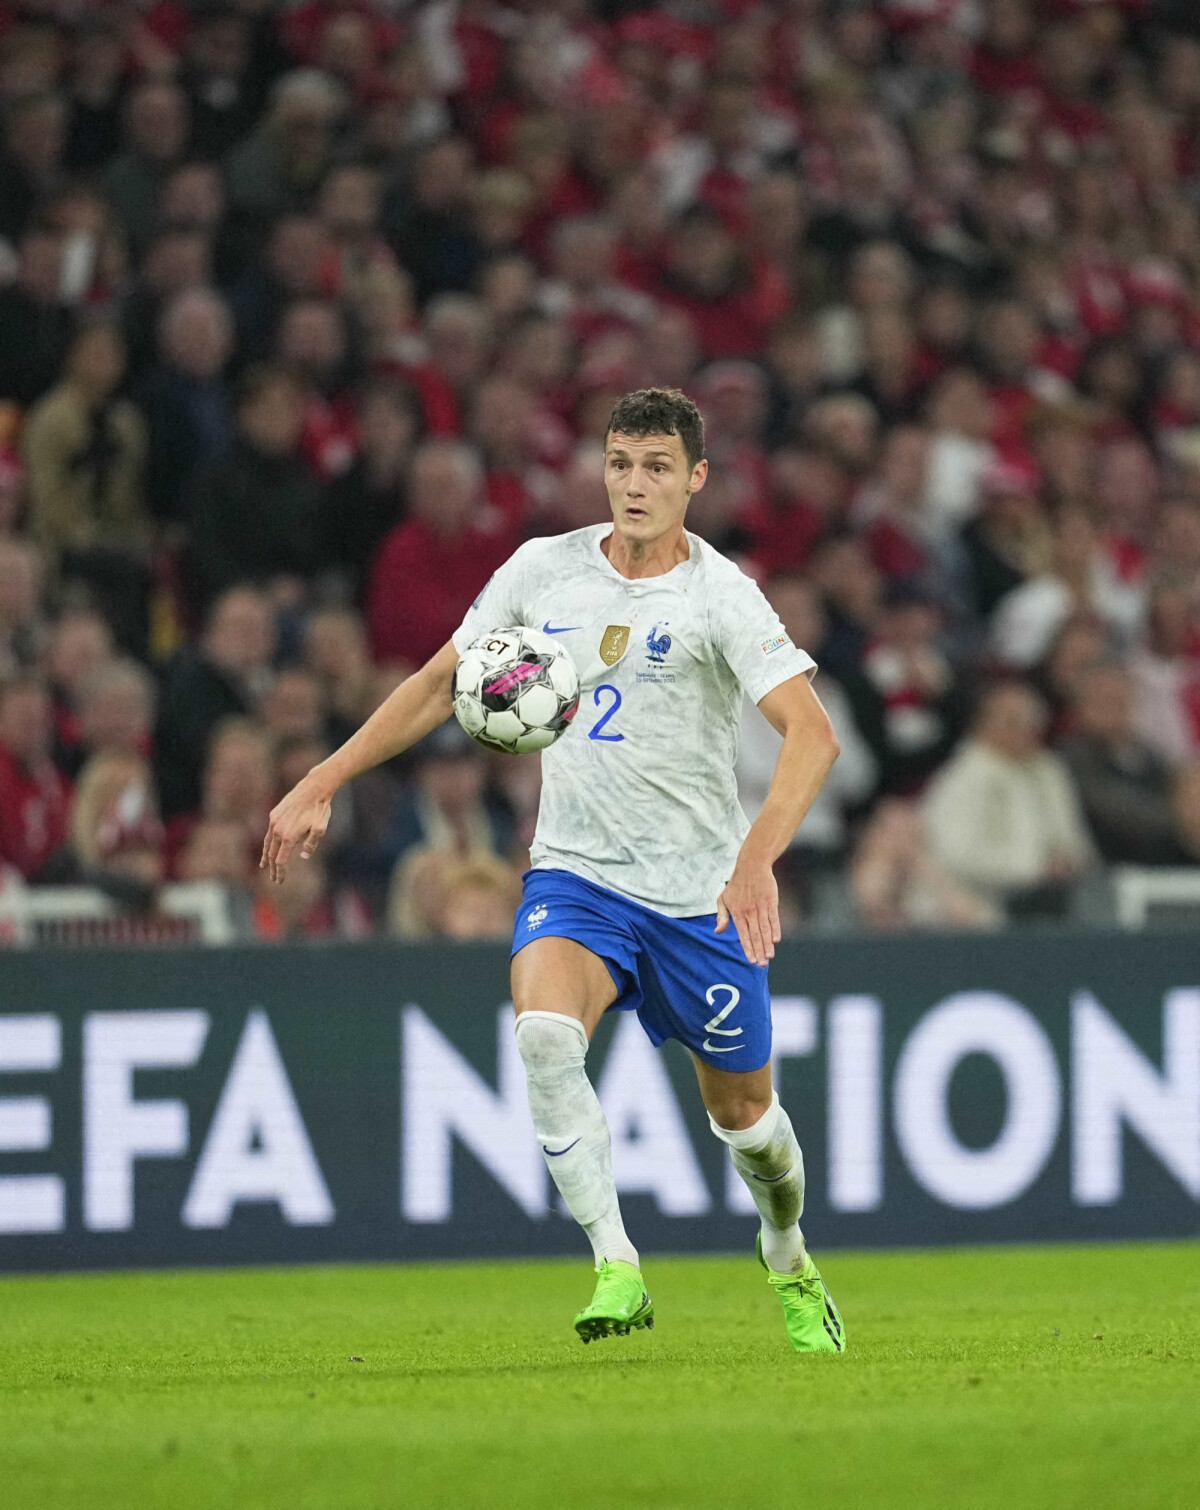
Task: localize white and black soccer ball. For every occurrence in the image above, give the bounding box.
[452,626,581,754]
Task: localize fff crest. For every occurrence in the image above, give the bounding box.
[645,625,672,663]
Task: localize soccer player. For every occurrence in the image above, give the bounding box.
[262,388,846,1354]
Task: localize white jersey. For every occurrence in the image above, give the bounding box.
[453,524,815,916]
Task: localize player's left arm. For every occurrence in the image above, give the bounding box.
[716,674,840,966]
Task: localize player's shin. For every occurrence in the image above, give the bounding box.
[514,1011,638,1269]
[710,1094,808,1275]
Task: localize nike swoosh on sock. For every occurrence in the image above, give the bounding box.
[543,1138,581,1157]
[752,1168,792,1183]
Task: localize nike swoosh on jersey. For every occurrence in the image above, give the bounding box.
[542,1137,581,1157]
[542,622,580,634]
[702,1039,744,1054]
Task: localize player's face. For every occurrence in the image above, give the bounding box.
[603,432,707,544]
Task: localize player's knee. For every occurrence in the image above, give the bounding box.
[708,1089,775,1135]
[514,1010,588,1075]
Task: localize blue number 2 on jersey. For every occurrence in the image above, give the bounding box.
[588,684,624,742]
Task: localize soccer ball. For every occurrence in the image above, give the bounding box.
[452,626,581,753]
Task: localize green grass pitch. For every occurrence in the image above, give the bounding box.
[1,1242,1196,1510]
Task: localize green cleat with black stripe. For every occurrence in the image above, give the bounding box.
[573,1259,655,1344]
[757,1234,846,1354]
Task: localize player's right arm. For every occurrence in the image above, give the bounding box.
[260,639,458,882]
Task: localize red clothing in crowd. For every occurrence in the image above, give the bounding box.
[739,496,826,578]
[0,747,71,880]
[299,392,360,481]
[366,516,515,667]
[656,260,789,360]
[864,517,930,582]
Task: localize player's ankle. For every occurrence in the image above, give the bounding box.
[761,1223,807,1276]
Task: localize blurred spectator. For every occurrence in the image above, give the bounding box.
[0,676,71,881]
[421,293,494,417]
[742,444,848,579]
[252,847,369,940]
[159,161,238,282]
[230,212,330,364]
[737,576,877,868]
[226,69,344,241]
[923,682,1093,919]
[41,753,164,901]
[1058,663,1187,866]
[184,365,320,606]
[384,134,483,304]
[317,160,392,304]
[155,586,275,819]
[390,849,522,940]
[958,457,1053,623]
[46,607,114,772]
[121,226,215,377]
[847,580,967,796]
[991,504,1144,670]
[182,5,259,161]
[854,424,934,584]
[73,658,156,774]
[168,715,274,874]
[0,89,68,242]
[539,214,654,340]
[260,667,325,745]
[0,227,73,408]
[64,17,125,172]
[1129,585,1200,766]
[1150,497,1200,595]
[273,296,358,479]
[852,799,1001,931]
[318,378,418,597]
[367,437,513,666]
[20,320,152,654]
[0,536,43,679]
[386,720,509,886]
[136,287,236,522]
[176,817,254,889]
[1035,618,1110,740]
[436,854,523,940]
[922,368,997,541]
[657,203,780,360]
[101,81,191,250]
[303,605,375,741]
[808,533,884,678]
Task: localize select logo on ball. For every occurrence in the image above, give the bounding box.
[453,626,581,755]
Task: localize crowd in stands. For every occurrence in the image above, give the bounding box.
[1,0,1200,940]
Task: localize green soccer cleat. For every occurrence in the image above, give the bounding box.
[757,1234,846,1354]
[573,1259,655,1344]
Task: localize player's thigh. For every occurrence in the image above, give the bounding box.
[511,935,619,1039]
[692,1056,774,1132]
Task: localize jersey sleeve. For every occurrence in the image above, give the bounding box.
[452,547,529,654]
[712,570,816,704]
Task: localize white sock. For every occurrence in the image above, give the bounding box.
[515,1011,638,1270]
[710,1094,808,1275]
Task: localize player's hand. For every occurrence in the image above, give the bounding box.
[260,774,333,885]
[715,857,780,966]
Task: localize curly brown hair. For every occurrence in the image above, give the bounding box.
[605,387,706,471]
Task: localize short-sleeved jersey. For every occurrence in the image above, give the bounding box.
[454,524,816,916]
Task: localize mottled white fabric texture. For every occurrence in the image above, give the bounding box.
[455,525,815,915]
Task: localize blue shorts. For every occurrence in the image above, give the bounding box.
[511,869,772,1071]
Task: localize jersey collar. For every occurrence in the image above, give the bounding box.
[592,523,697,585]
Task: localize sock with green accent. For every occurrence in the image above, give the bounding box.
[515,1011,638,1270]
[710,1093,807,1275]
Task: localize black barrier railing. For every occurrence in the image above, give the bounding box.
[0,931,1197,1271]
